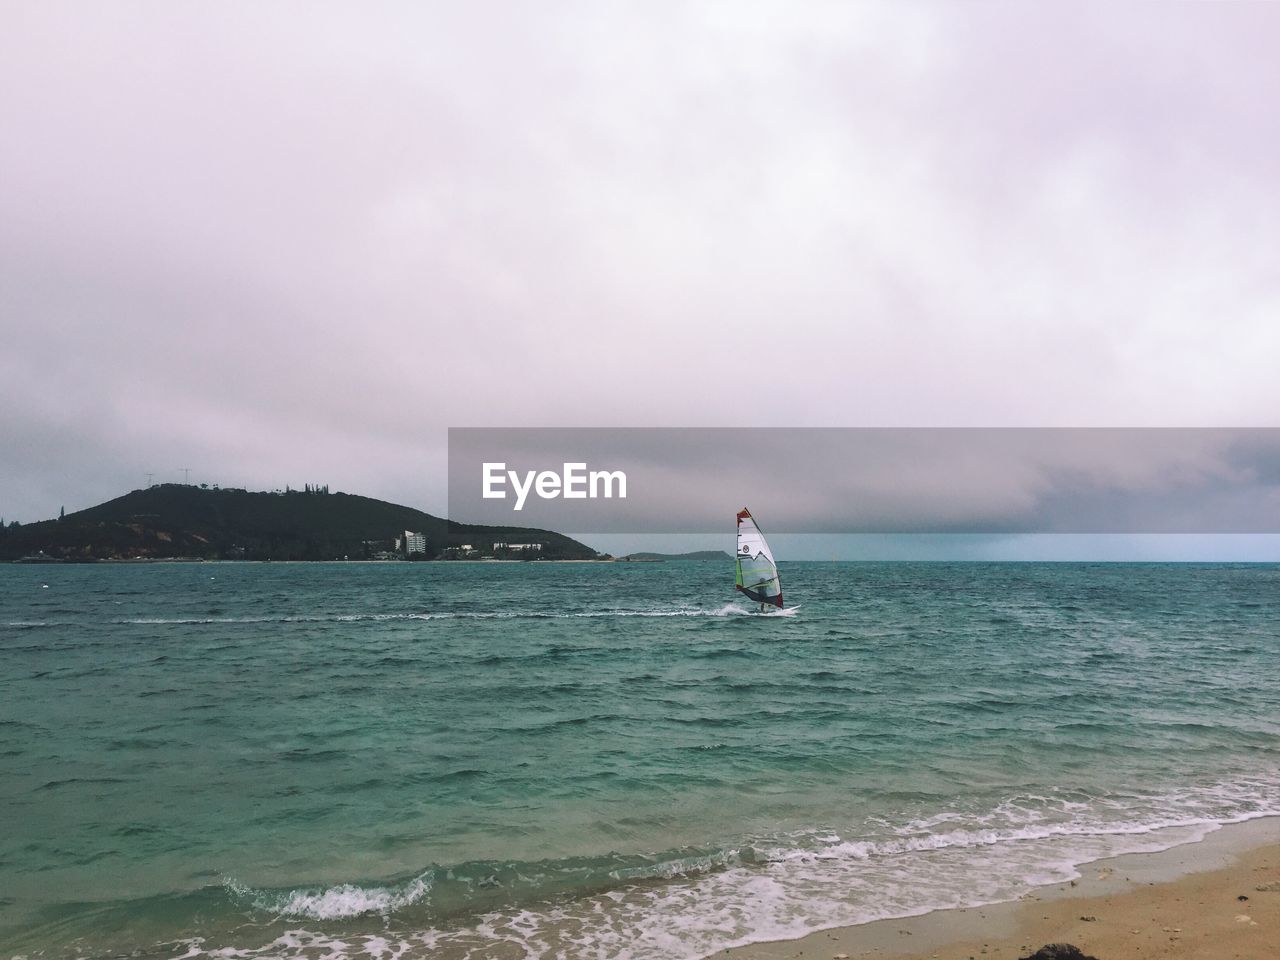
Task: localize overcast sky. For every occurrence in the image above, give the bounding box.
[3,3,1279,555]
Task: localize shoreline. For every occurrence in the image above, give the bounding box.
[721,815,1280,960]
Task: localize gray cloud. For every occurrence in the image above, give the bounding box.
[3,3,1279,524]
[449,428,1280,533]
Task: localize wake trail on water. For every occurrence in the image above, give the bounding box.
[84,605,777,626]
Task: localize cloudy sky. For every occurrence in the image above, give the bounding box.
[3,3,1278,554]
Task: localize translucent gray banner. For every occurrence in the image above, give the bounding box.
[447,428,1280,534]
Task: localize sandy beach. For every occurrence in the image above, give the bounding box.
[724,817,1279,960]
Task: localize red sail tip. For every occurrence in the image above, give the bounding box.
[736,508,752,520]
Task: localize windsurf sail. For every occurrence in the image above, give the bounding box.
[735,507,783,608]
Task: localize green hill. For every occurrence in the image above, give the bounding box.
[0,484,599,561]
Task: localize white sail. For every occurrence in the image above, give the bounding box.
[735,508,783,607]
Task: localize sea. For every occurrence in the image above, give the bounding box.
[2,560,1278,960]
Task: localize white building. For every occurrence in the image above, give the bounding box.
[493,542,543,552]
[403,530,427,555]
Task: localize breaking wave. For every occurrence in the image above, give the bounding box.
[162,777,1280,960]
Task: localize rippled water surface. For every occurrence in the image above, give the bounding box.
[2,561,1278,959]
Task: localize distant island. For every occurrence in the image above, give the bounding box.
[618,551,731,562]
[0,484,599,562]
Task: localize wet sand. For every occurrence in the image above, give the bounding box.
[722,816,1279,960]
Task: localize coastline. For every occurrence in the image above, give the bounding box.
[721,816,1280,960]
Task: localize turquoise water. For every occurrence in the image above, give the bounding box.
[2,561,1278,959]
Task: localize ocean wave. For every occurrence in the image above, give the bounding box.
[168,777,1280,960]
[224,874,433,920]
[218,846,751,925]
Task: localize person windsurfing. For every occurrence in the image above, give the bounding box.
[734,508,783,612]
